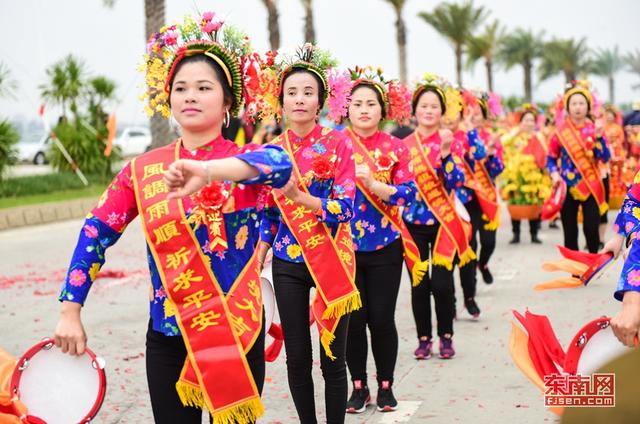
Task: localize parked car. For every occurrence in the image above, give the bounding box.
[15,133,51,165]
[114,126,152,157]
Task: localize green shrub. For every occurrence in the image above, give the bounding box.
[0,172,115,198]
[0,119,19,180]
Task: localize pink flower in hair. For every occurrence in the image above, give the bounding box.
[326,69,352,123]
[203,20,223,33]
[202,11,215,22]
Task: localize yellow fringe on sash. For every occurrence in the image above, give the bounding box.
[176,380,205,409]
[411,260,429,287]
[176,381,265,424]
[457,248,476,268]
[432,254,454,271]
[481,211,500,231]
[321,291,362,320]
[598,202,609,215]
[320,328,337,360]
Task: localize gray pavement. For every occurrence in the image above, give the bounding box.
[0,209,623,423]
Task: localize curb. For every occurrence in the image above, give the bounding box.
[0,197,96,231]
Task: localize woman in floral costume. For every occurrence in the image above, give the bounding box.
[402,74,473,361]
[258,45,359,424]
[55,13,292,423]
[341,67,415,413]
[501,104,551,244]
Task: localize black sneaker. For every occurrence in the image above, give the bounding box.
[531,235,542,244]
[509,234,520,244]
[479,264,493,284]
[346,380,370,414]
[376,380,398,412]
[464,297,480,319]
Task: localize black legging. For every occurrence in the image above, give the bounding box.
[146,319,265,424]
[561,193,600,253]
[467,196,497,267]
[600,176,610,224]
[347,239,403,386]
[272,257,350,424]
[406,223,455,339]
[456,197,496,301]
[511,218,541,237]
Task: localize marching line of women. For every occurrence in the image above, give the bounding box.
[50,10,640,424]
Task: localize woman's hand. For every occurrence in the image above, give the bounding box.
[610,291,640,348]
[277,173,301,203]
[439,129,453,158]
[54,301,87,356]
[355,164,375,189]
[164,159,209,200]
[601,233,625,259]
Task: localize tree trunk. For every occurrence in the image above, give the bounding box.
[302,0,315,44]
[264,0,281,51]
[523,61,532,102]
[565,69,575,84]
[608,75,615,104]
[486,59,493,92]
[145,0,172,149]
[395,8,407,84]
[455,44,463,86]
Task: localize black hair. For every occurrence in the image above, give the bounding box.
[278,67,326,109]
[168,54,234,111]
[350,83,387,119]
[519,110,536,123]
[412,87,446,116]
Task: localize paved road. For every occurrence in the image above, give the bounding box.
[0,209,623,423]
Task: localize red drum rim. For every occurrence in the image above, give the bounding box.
[10,337,107,424]
[564,317,611,375]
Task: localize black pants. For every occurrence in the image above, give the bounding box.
[346,239,403,386]
[145,319,265,424]
[511,218,541,237]
[406,223,455,339]
[272,257,350,424]
[560,193,600,253]
[467,196,496,267]
[456,197,495,301]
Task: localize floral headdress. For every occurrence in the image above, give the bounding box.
[514,102,540,122]
[412,73,462,122]
[269,43,350,123]
[554,79,602,127]
[140,11,252,118]
[471,89,502,119]
[348,66,412,125]
[563,79,594,111]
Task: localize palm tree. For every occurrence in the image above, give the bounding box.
[382,0,408,83]
[261,0,281,50]
[301,0,316,43]
[418,0,489,86]
[498,28,544,102]
[40,54,87,120]
[0,62,17,99]
[466,20,503,92]
[589,46,624,103]
[625,49,640,90]
[538,37,591,84]
[87,76,117,118]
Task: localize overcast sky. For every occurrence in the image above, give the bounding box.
[1,0,639,126]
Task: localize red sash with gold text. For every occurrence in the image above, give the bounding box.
[407,133,475,270]
[273,133,361,359]
[462,159,500,230]
[132,141,263,423]
[348,129,428,286]
[556,122,608,214]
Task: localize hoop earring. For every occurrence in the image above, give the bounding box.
[223,110,230,128]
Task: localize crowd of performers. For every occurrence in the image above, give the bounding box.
[49,11,640,424]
